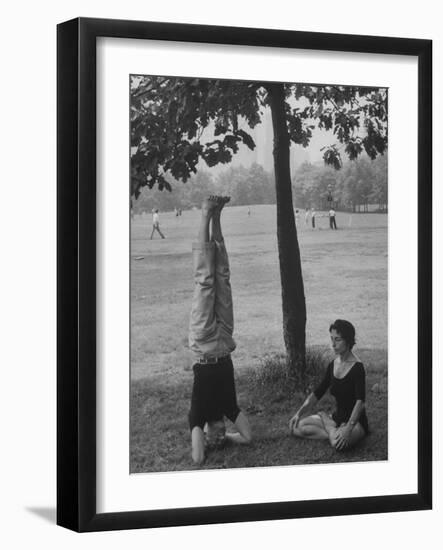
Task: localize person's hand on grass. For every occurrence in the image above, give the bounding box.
[289,413,300,433]
[334,424,353,450]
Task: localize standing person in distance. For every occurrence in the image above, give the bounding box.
[311,207,316,229]
[329,208,337,229]
[150,209,166,239]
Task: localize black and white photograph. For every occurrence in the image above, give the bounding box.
[0,0,439,543]
[54,14,432,534]
[129,75,388,473]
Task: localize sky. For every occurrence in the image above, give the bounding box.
[197,107,339,174]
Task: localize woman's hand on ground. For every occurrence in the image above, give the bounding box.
[289,413,300,433]
[334,425,353,450]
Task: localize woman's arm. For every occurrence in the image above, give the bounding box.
[289,392,318,431]
[334,399,365,450]
[347,399,365,428]
[289,363,331,432]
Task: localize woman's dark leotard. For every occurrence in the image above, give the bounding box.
[313,361,369,435]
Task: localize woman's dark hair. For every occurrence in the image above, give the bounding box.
[329,319,356,349]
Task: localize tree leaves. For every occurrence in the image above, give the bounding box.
[130,77,387,197]
[323,146,343,170]
[236,129,256,150]
[344,139,364,161]
[130,76,266,195]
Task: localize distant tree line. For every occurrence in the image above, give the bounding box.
[292,154,387,213]
[132,162,275,213]
[132,155,387,214]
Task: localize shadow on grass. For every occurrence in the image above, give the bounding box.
[130,349,387,474]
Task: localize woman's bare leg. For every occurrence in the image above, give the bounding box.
[317,411,340,445]
[318,412,365,450]
[318,410,338,434]
[292,414,330,440]
[343,423,366,448]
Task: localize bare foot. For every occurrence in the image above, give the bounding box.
[201,196,219,217]
[318,411,336,432]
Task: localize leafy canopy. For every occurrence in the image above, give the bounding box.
[131,76,387,198]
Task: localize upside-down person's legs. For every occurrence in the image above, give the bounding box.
[189,197,221,464]
[210,198,227,243]
[213,199,250,445]
[198,197,217,243]
[188,197,221,355]
[211,197,235,343]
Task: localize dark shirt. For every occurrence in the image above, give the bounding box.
[313,361,369,434]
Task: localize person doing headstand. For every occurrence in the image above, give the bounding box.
[188,196,252,464]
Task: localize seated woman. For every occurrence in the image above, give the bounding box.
[289,320,369,451]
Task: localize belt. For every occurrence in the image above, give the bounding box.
[196,354,230,365]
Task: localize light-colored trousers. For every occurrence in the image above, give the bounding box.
[188,240,236,359]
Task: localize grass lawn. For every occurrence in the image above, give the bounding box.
[130,205,388,472]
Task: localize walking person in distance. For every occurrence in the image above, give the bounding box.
[150,209,166,239]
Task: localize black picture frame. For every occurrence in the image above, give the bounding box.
[57,17,432,532]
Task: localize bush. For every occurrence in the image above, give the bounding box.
[253,347,330,396]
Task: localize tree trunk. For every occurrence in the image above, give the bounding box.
[267,83,306,374]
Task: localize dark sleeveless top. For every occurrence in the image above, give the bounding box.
[313,361,369,435]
